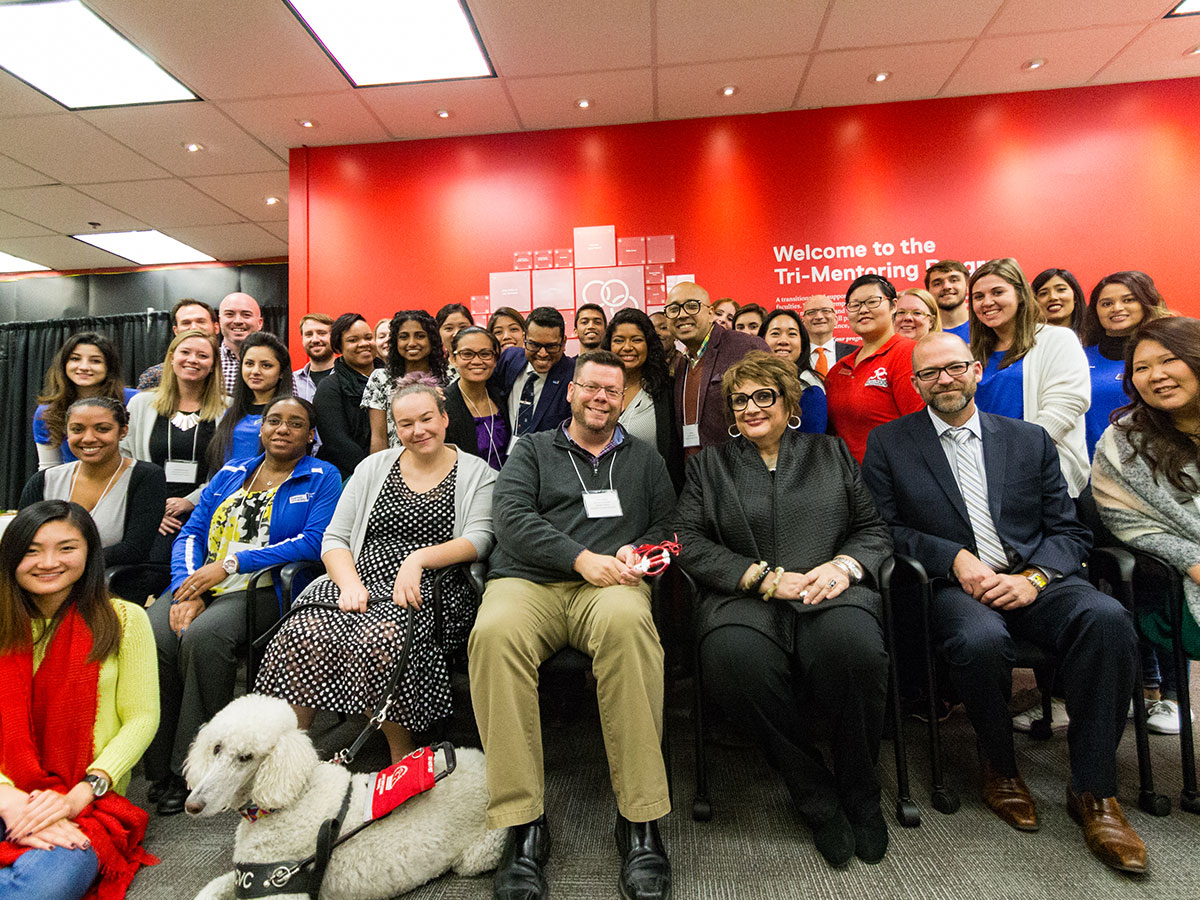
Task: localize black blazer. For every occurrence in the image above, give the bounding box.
[645,387,684,494]
[860,410,1091,581]
[491,346,574,435]
[674,429,893,653]
[314,357,378,479]
[835,340,857,361]
[444,380,511,465]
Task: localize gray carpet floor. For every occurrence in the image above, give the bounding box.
[127,670,1200,900]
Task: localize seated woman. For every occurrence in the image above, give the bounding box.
[256,375,496,765]
[314,313,383,479]
[363,310,449,452]
[21,398,167,572]
[674,351,893,868]
[0,501,158,900]
[601,309,682,488]
[123,330,227,563]
[33,332,136,470]
[758,308,827,434]
[1092,316,1200,735]
[444,327,510,470]
[487,306,526,352]
[206,331,294,469]
[144,397,341,815]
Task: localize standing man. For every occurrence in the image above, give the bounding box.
[217,292,263,394]
[492,307,575,451]
[574,303,608,352]
[650,310,680,375]
[800,295,856,381]
[470,350,676,900]
[137,298,220,389]
[667,281,766,456]
[292,313,335,402]
[925,260,971,340]
[861,332,1145,873]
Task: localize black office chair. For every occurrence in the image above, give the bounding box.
[689,558,921,828]
[104,563,171,606]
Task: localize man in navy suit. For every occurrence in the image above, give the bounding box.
[861,332,1146,873]
[492,306,575,453]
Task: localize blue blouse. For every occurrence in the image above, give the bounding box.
[975,350,1024,420]
[1084,342,1128,459]
[227,408,265,462]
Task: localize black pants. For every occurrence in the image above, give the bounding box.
[931,574,1136,797]
[701,605,888,825]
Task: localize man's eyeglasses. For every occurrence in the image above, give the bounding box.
[455,349,496,362]
[802,308,835,319]
[845,296,887,313]
[913,361,973,383]
[729,388,779,411]
[574,381,622,401]
[664,299,705,319]
[525,339,562,355]
[263,416,310,430]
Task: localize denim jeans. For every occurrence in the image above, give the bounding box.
[0,845,98,900]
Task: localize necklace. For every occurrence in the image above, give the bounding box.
[249,459,296,490]
[69,457,127,511]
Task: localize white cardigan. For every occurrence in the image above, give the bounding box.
[121,391,226,505]
[1020,324,1091,497]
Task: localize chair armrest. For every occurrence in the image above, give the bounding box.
[431,562,486,649]
[1087,546,1136,609]
[891,553,930,585]
[280,559,326,608]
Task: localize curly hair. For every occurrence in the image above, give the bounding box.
[600,309,671,401]
[36,332,127,448]
[387,309,448,383]
[1082,270,1169,347]
[721,350,803,423]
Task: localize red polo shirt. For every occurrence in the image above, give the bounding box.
[825,333,923,462]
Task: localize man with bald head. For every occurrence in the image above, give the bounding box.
[861,332,1144,873]
[667,281,766,456]
[217,292,263,394]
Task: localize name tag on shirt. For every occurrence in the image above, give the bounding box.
[682,423,700,448]
[163,460,199,483]
[582,490,623,518]
[288,493,310,504]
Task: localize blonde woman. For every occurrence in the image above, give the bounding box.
[894,288,942,340]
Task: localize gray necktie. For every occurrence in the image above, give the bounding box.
[948,427,1008,570]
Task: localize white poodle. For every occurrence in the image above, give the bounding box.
[185,694,505,900]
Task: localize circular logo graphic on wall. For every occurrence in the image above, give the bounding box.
[582,277,632,311]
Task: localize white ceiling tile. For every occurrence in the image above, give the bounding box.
[81,102,284,177]
[187,172,290,222]
[1090,19,1200,85]
[163,223,287,261]
[77,179,244,228]
[657,56,808,121]
[942,26,1146,98]
[656,0,825,64]
[798,41,973,108]
[820,0,1003,50]
[0,114,168,183]
[989,1,1172,35]
[0,235,133,271]
[506,69,654,130]
[257,220,288,242]
[0,185,146,233]
[217,92,392,158]
[0,69,64,117]
[0,154,55,189]
[0,209,53,240]
[469,0,652,77]
[359,79,522,139]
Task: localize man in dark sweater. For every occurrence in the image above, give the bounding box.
[469,350,677,900]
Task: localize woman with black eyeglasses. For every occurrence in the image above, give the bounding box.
[674,351,894,868]
[444,327,510,470]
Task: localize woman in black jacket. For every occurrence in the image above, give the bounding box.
[443,326,510,469]
[314,313,382,478]
[674,351,893,868]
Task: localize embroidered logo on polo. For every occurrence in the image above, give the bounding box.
[864,367,890,388]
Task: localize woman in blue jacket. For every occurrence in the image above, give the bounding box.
[143,396,342,815]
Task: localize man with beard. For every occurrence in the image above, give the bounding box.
[469,350,676,900]
[861,332,1145,874]
[292,313,336,401]
[925,260,971,340]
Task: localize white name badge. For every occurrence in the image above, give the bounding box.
[582,489,623,518]
[163,460,199,483]
[683,423,700,448]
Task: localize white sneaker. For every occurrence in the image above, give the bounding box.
[1012,697,1069,733]
[1145,699,1194,735]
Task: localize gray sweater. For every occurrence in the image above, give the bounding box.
[487,426,677,584]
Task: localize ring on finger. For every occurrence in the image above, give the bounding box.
[827,579,837,588]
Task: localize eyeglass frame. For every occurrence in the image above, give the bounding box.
[454,348,496,362]
[893,308,932,319]
[524,338,563,356]
[845,295,889,314]
[912,360,975,383]
[663,299,706,319]
[801,306,836,318]
[728,387,780,412]
[572,380,623,401]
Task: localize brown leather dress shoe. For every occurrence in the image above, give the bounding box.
[1067,788,1148,874]
[981,761,1039,831]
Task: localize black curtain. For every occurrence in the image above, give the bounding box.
[0,311,172,508]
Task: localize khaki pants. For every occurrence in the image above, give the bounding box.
[468,577,670,828]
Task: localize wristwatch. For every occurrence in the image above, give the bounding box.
[1021,568,1049,592]
[83,773,110,798]
[222,556,239,575]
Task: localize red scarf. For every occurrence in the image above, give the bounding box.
[0,606,157,900]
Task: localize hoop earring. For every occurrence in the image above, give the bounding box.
[728,424,741,438]
[787,415,802,430]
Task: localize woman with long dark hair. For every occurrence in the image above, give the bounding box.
[363,309,448,453]
[314,313,382,479]
[33,332,135,470]
[206,331,293,470]
[1032,267,1087,336]
[758,308,826,434]
[0,501,158,899]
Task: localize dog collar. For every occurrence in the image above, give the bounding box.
[237,804,277,822]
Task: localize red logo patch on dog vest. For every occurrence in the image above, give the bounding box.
[366,746,437,820]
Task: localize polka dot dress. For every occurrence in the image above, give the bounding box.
[255,459,474,731]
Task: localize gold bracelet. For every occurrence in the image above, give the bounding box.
[762,566,787,601]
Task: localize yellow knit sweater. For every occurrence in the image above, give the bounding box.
[0,598,159,796]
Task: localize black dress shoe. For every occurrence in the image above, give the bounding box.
[615,815,671,900]
[493,815,550,900]
[147,776,172,805]
[851,808,889,864]
[810,808,855,868]
[156,774,189,816]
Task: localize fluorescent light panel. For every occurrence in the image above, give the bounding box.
[0,0,195,109]
[286,0,491,86]
[72,231,215,265]
[1167,0,1200,16]
[0,250,50,273]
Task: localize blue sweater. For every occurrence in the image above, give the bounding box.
[800,384,827,434]
[170,454,342,606]
[1084,341,1127,459]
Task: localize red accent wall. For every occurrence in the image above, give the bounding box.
[289,77,1200,358]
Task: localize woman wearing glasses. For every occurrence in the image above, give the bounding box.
[445,327,510,470]
[674,351,893,867]
[824,275,924,462]
[893,289,942,340]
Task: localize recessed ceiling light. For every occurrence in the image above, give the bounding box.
[1022,58,1047,71]
[0,250,50,273]
[720,84,737,97]
[265,196,281,206]
[1166,1,1200,17]
[870,71,890,83]
[296,118,317,129]
[72,230,215,265]
[0,0,195,110]
[284,0,492,87]
[575,98,591,109]
[436,108,450,118]
[182,141,204,153]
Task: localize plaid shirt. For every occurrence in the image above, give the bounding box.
[220,342,239,395]
[560,421,625,467]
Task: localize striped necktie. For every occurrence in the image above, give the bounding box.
[517,373,538,434]
[948,427,1008,570]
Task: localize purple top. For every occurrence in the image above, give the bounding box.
[475,413,509,471]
